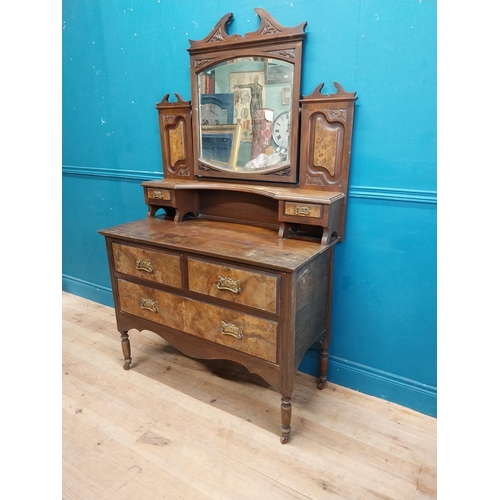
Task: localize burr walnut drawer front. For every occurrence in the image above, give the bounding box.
[187,258,279,313]
[112,243,181,288]
[117,279,277,362]
[283,202,323,219]
[146,188,172,202]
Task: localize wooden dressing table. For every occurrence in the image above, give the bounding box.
[99,9,356,443]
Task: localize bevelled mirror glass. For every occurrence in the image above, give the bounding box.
[188,9,305,183]
[197,57,293,173]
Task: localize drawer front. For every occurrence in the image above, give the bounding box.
[118,279,185,330]
[187,258,278,313]
[284,202,323,219]
[112,243,181,288]
[146,188,172,201]
[117,279,277,363]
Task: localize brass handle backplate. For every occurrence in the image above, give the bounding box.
[220,321,244,339]
[140,297,158,313]
[136,258,155,273]
[152,190,164,199]
[295,205,311,216]
[217,275,241,294]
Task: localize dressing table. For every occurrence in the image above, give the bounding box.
[99,9,356,443]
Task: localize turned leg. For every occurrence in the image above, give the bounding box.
[280,396,292,444]
[121,331,132,370]
[317,341,328,390]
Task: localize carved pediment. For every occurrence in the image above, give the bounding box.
[156,93,191,110]
[188,8,306,54]
[302,82,357,102]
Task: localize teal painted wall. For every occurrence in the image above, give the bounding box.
[62,0,437,416]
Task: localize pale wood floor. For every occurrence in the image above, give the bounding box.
[62,291,436,500]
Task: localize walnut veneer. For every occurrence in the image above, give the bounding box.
[99,9,356,443]
[100,218,334,443]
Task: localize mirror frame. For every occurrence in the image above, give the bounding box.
[188,9,306,184]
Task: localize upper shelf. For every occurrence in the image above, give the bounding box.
[141,179,346,245]
[141,179,345,205]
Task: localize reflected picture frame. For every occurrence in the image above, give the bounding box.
[264,59,293,84]
[230,70,266,143]
[200,124,242,169]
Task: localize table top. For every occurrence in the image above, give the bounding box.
[99,217,333,272]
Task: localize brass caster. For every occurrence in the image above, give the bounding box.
[280,432,291,444]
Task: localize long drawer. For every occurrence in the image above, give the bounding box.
[187,257,278,313]
[112,243,181,288]
[117,279,277,363]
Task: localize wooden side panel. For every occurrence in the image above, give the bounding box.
[300,105,350,189]
[293,249,331,369]
[298,83,356,241]
[156,94,194,180]
[187,258,279,313]
[112,243,182,288]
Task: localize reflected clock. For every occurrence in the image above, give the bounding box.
[272,111,290,149]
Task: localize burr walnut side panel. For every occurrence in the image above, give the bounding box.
[187,258,279,313]
[156,93,194,179]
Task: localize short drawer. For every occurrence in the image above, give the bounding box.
[112,243,181,288]
[146,188,172,201]
[283,202,323,219]
[187,258,278,313]
[117,279,277,363]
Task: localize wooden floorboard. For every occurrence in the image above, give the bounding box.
[62,291,437,500]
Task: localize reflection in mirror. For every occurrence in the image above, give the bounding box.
[198,57,293,173]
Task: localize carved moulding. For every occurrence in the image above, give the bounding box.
[156,93,194,179]
[197,162,219,173]
[264,167,292,178]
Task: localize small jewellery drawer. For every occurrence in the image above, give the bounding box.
[117,279,277,362]
[283,202,323,219]
[187,258,278,313]
[112,243,181,288]
[146,188,172,202]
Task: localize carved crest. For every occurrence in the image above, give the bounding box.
[188,8,306,54]
[261,18,281,35]
[302,82,357,102]
[156,93,191,110]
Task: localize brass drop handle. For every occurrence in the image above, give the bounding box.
[152,190,164,199]
[140,297,158,313]
[136,258,155,273]
[220,321,244,340]
[217,275,241,294]
[294,205,311,216]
